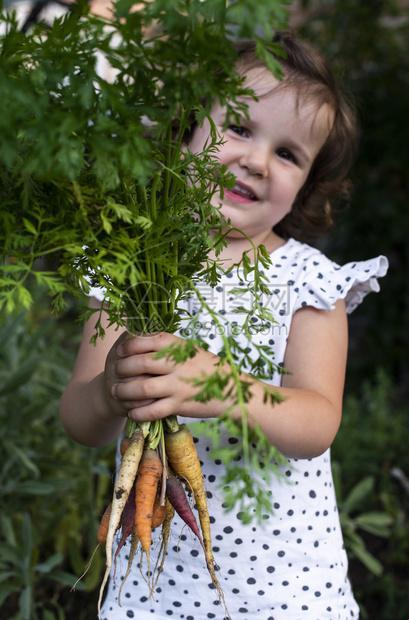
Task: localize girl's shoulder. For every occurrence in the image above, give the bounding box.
[265,237,389,315]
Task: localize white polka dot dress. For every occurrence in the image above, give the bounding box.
[98,237,388,620]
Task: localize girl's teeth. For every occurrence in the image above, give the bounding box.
[233,185,256,199]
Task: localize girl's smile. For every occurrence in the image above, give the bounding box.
[223,179,259,204]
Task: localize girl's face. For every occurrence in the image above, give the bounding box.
[188,70,333,242]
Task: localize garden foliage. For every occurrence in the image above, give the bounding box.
[0,310,114,619]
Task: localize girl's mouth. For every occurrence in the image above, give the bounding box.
[222,182,258,204]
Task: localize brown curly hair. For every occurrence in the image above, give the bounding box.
[234,31,359,242]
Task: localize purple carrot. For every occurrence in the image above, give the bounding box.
[166,474,203,546]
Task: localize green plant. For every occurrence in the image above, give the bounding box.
[332,369,409,618]
[332,465,393,576]
[0,311,113,618]
[334,369,409,485]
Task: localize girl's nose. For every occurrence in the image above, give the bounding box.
[239,146,269,178]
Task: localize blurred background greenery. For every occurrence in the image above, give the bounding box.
[298,1,409,616]
[1,0,408,618]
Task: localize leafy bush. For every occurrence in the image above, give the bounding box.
[333,370,409,619]
[0,310,114,619]
[333,466,393,578]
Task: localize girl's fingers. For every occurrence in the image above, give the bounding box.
[115,353,173,378]
[127,397,175,422]
[123,398,156,409]
[112,375,169,402]
[116,332,177,358]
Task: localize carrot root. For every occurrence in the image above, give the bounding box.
[97,503,112,544]
[166,473,203,546]
[165,425,229,617]
[151,492,167,530]
[134,447,163,594]
[113,481,136,576]
[118,533,139,607]
[70,543,100,592]
[98,430,144,615]
[153,499,174,590]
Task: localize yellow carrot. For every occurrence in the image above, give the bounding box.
[165,424,227,614]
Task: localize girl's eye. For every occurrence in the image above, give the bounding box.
[228,124,251,138]
[277,147,297,164]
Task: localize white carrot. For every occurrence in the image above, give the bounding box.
[98,429,144,614]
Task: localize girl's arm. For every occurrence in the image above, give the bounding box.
[59,302,128,447]
[110,299,348,459]
[191,299,347,458]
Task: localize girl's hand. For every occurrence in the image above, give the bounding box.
[104,331,157,418]
[109,331,221,422]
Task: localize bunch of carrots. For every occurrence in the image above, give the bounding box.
[96,418,227,615]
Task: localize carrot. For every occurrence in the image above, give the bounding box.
[98,429,144,615]
[97,503,112,544]
[165,425,228,615]
[114,482,136,568]
[134,447,162,588]
[153,499,174,589]
[134,447,163,594]
[120,437,131,457]
[166,473,203,546]
[118,533,139,606]
[73,501,112,592]
[151,493,167,530]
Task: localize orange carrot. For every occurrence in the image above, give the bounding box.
[120,437,131,457]
[165,425,227,613]
[151,493,167,530]
[134,448,163,554]
[97,503,112,544]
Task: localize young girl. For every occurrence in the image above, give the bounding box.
[60,32,388,620]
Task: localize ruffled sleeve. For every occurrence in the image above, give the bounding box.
[293,253,389,314]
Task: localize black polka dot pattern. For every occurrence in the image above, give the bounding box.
[99,238,388,619]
